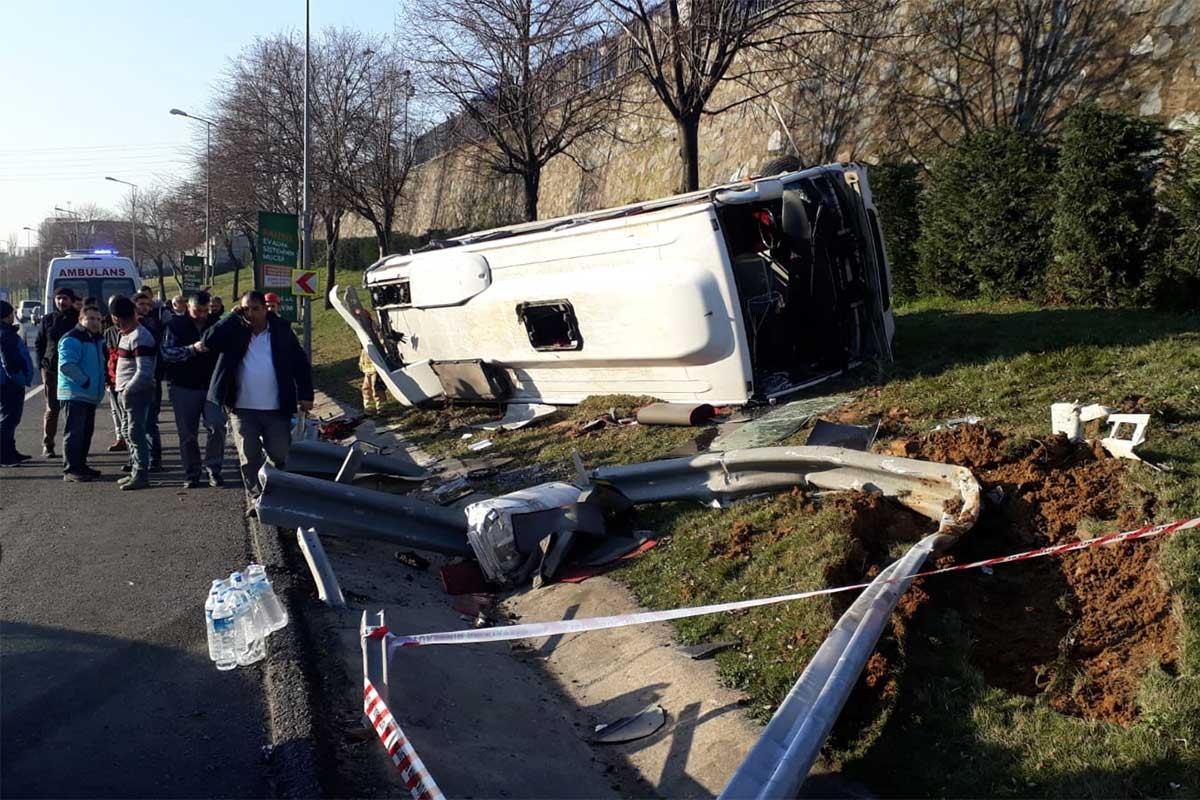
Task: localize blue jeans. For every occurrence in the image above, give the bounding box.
[0,381,24,462]
[62,399,98,474]
[119,389,153,478]
[170,385,226,480]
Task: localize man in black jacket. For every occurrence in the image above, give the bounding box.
[193,291,313,510]
[162,291,223,489]
[34,287,79,458]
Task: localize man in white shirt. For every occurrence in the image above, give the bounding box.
[194,291,313,512]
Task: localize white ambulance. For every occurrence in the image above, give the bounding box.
[45,249,142,310]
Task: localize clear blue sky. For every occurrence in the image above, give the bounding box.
[0,0,396,253]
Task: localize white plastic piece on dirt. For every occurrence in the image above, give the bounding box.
[1050,402,1112,441]
[461,433,474,440]
[479,402,558,431]
[467,439,493,451]
[1100,413,1150,461]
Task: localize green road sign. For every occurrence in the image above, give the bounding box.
[181,254,205,291]
[276,293,299,323]
[257,211,299,291]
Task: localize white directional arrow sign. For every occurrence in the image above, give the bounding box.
[291,269,319,297]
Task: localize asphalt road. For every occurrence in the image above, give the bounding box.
[0,352,273,798]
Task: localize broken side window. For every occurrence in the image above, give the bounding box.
[371,280,411,307]
[517,300,583,351]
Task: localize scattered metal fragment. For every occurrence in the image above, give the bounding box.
[680,641,737,660]
[590,704,667,744]
[296,527,346,608]
[467,439,494,452]
[805,420,878,451]
[933,414,983,430]
[286,439,428,481]
[479,402,558,431]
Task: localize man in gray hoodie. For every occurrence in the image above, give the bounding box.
[110,296,157,490]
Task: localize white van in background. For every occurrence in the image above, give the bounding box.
[45,249,142,310]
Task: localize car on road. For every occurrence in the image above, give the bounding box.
[18,300,42,323]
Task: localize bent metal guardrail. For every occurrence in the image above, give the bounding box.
[592,446,981,798]
[265,445,980,796]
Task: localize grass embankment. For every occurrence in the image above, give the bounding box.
[206,267,362,404]
[354,295,1200,797]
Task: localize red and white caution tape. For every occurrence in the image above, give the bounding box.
[363,680,444,800]
[381,517,1198,654]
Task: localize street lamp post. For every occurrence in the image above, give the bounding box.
[169,108,214,285]
[53,206,81,248]
[105,176,138,272]
[301,0,313,357]
[22,226,41,304]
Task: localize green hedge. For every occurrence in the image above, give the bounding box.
[1047,105,1163,305]
[916,129,1056,299]
[1140,128,1200,310]
[868,163,923,301]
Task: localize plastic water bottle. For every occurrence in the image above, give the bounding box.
[247,564,288,632]
[210,596,240,671]
[229,572,266,666]
[204,581,225,663]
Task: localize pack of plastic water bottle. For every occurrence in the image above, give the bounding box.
[204,563,289,670]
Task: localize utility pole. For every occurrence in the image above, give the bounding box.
[169,108,215,284]
[105,176,139,274]
[22,226,41,303]
[301,0,313,357]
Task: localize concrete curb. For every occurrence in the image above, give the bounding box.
[248,515,323,799]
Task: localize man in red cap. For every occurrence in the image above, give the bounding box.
[263,293,282,315]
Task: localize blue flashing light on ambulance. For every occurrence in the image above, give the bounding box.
[45,249,142,311]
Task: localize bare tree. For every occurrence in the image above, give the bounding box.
[600,0,857,191]
[774,1,898,166]
[318,32,413,260]
[404,0,621,221]
[883,0,1130,154]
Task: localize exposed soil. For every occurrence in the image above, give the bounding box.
[889,424,1176,725]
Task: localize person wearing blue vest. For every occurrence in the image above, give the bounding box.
[0,300,35,466]
[57,303,107,481]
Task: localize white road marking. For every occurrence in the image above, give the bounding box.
[24,384,45,401]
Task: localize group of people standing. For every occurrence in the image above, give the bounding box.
[0,287,313,513]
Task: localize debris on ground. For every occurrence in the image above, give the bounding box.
[635,402,716,427]
[394,550,431,571]
[805,419,879,450]
[1050,402,1160,468]
[680,641,738,660]
[888,423,1174,725]
[318,415,365,441]
[590,704,667,744]
[478,402,559,431]
[709,393,853,450]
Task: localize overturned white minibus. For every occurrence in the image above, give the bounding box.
[333,163,895,407]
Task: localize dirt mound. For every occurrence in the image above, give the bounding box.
[891,424,1175,725]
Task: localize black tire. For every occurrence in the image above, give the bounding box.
[759,155,803,177]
